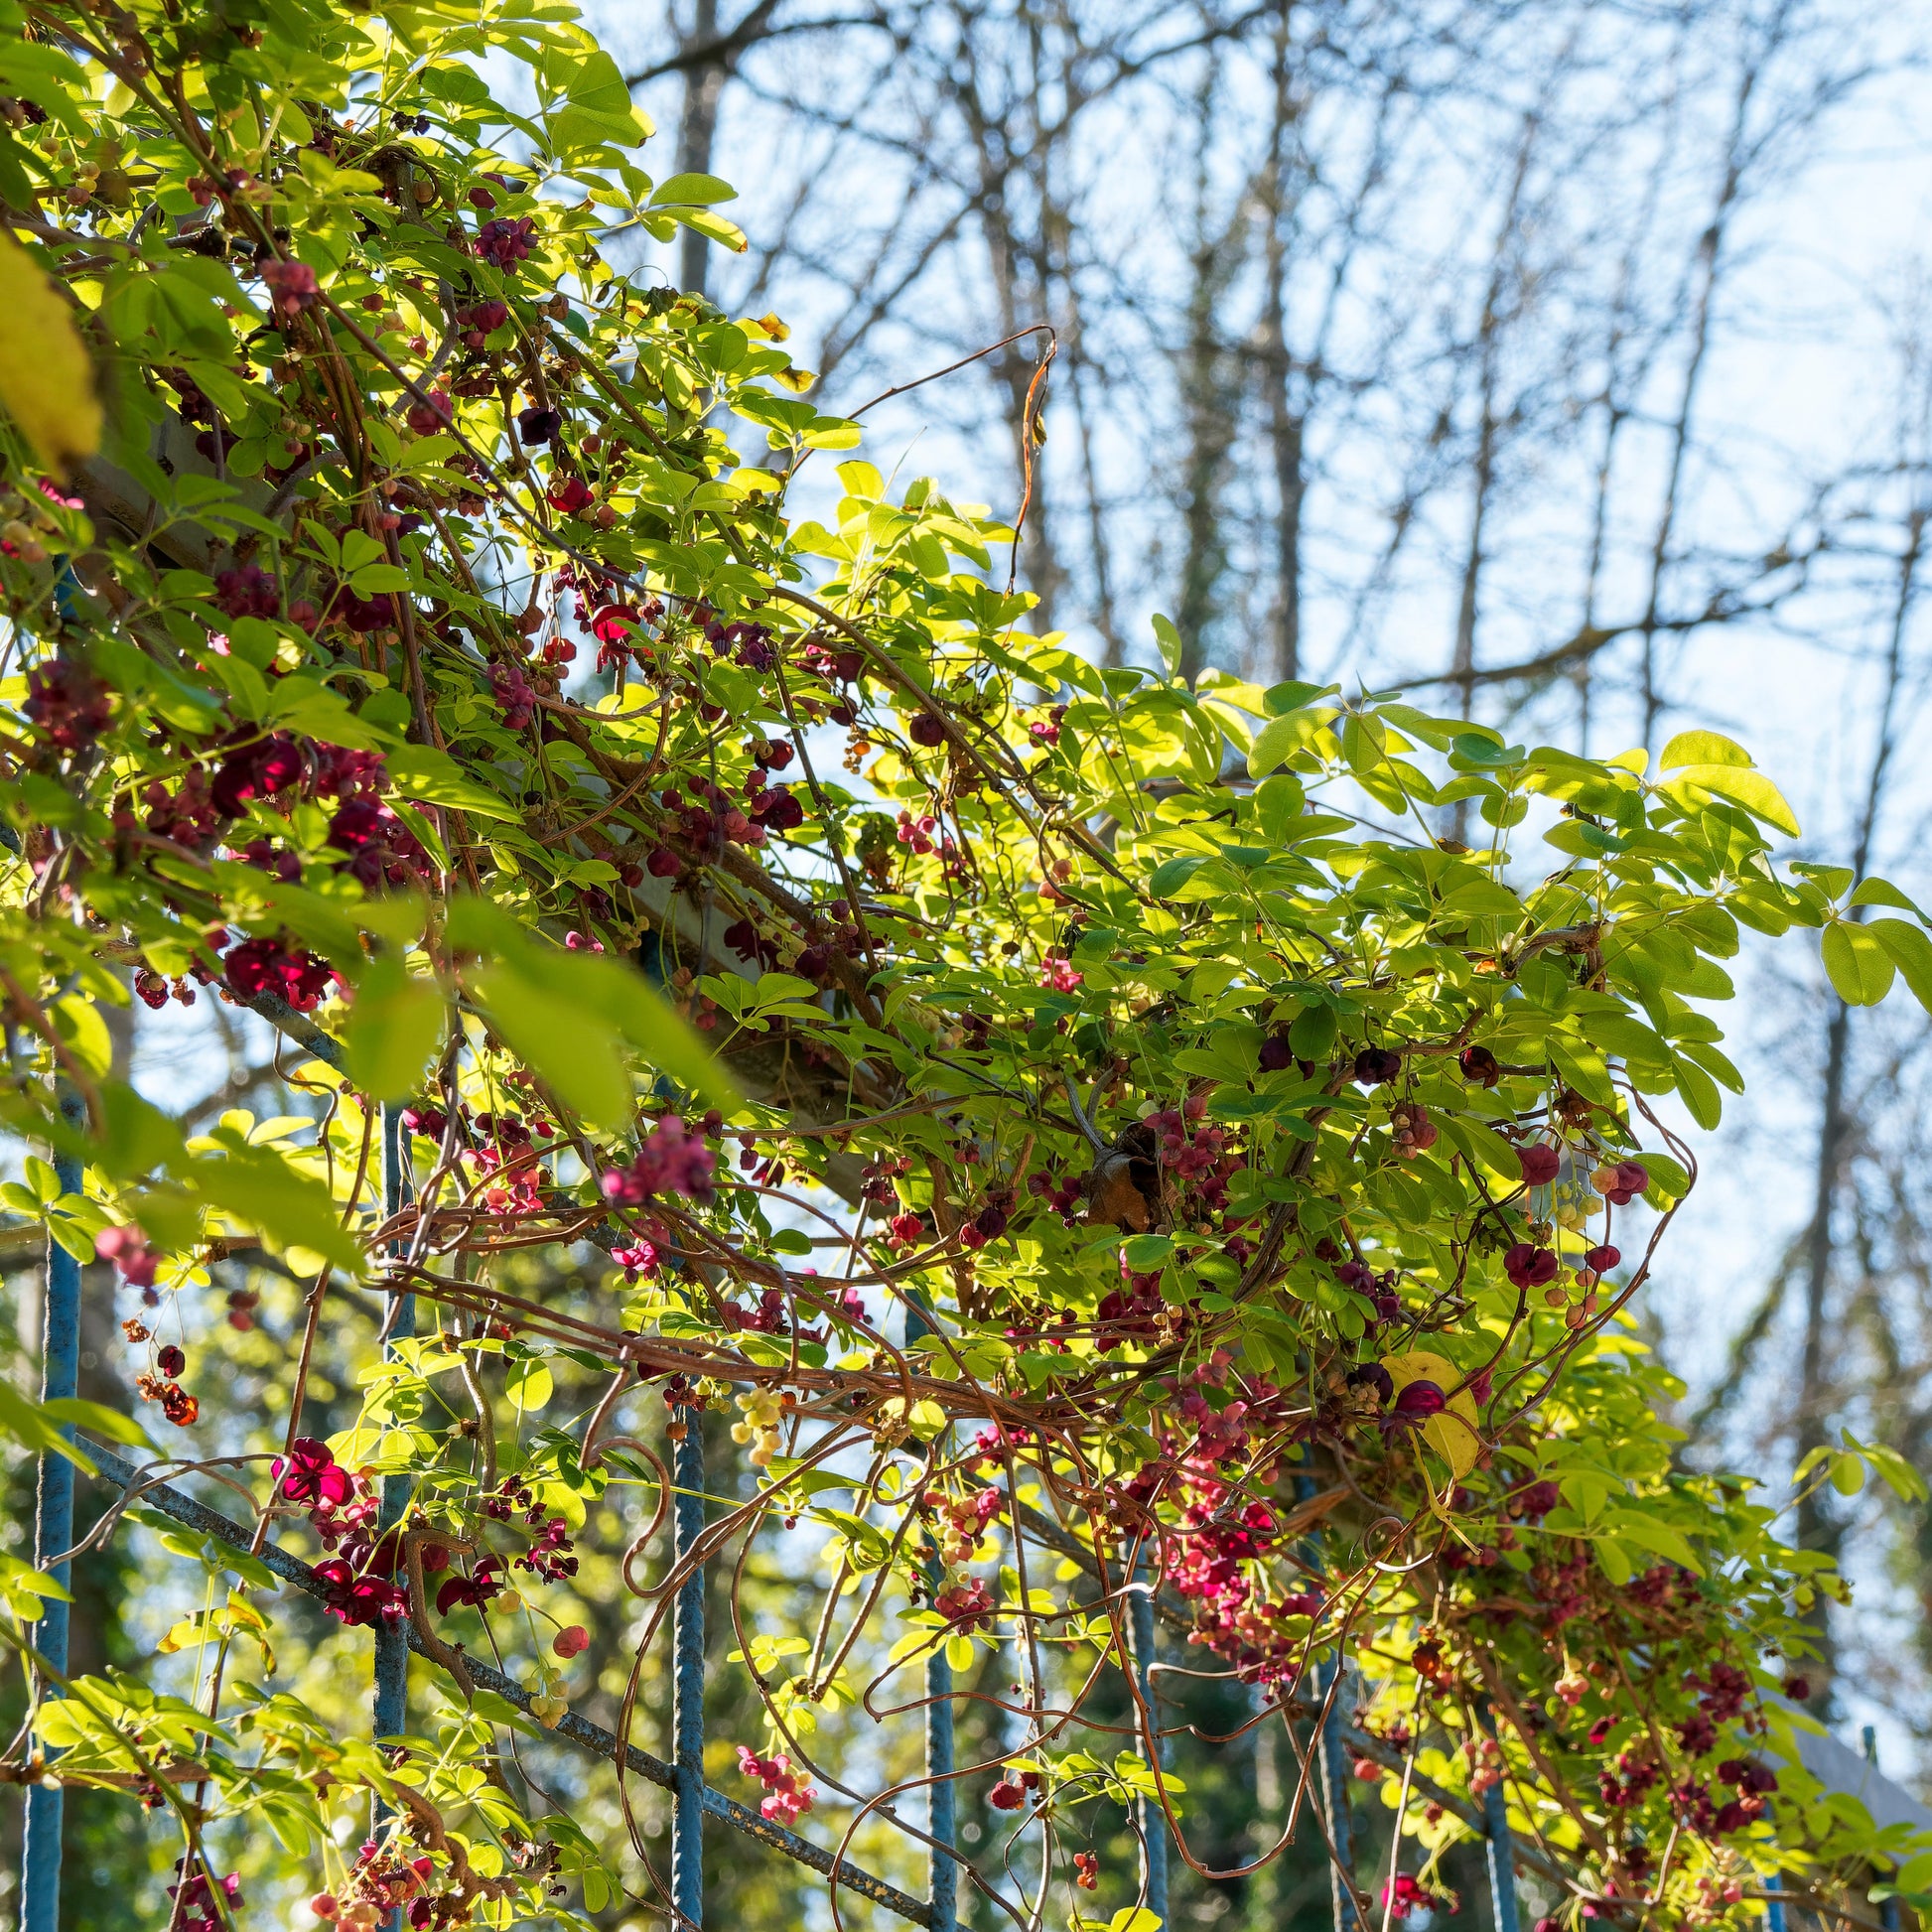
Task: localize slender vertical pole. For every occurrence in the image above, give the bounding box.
[1863,1730,1900,1932]
[1317,1658,1360,1932]
[21,1089,85,1932]
[1762,1799,1786,1932]
[906,1302,956,1932]
[672,1413,706,1929]
[373,1104,413,1932]
[1476,1704,1520,1932]
[1130,1558,1170,1929]
[1294,1463,1359,1932]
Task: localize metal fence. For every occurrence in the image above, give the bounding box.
[8,1112,1538,1932]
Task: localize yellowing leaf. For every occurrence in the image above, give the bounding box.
[1661,762,1799,837]
[1381,1349,1483,1478]
[0,228,101,472]
[1658,729,1752,770]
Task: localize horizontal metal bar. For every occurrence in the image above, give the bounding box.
[78,1438,932,1927]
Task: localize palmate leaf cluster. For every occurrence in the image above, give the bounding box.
[0,0,1929,1925]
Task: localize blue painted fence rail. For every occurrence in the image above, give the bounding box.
[21,1094,84,1932]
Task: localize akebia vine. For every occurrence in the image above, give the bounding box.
[0,0,1930,1928]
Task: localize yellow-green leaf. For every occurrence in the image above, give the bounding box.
[476,963,634,1130]
[345,956,445,1102]
[1658,730,1752,770]
[1868,917,1932,1010]
[0,228,101,472]
[1661,763,1800,837]
[1821,921,1894,1007]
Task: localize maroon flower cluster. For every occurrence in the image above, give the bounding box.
[601,1114,718,1207]
[213,562,281,620]
[474,214,536,268]
[167,1861,242,1932]
[273,1439,408,1627]
[24,657,111,753]
[224,933,335,1011]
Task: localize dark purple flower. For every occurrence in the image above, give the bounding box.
[474,215,536,269]
[1383,1380,1446,1434]
[517,405,562,446]
[212,563,280,621]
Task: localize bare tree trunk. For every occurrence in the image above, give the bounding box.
[1259,4,1302,685]
[1637,11,1782,748]
[677,0,725,298]
[1793,487,1924,1712]
[1172,60,1247,685]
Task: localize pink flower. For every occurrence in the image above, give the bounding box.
[738,1746,815,1824]
[273,1438,351,1508]
[547,474,595,516]
[590,604,639,643]
[1503,1242,1560,1290]
[435,1556,504,1616]
[212,563,280,621]
[1382,1380,1446,1437]
[209,731,302,816]
[261,258,320,317]
[1517,1143,1561,1186]
[94,1224,159,1289]
[490,662,537,730]
[600,1116,718,1206]
[1038,955,1083,993]
[223,935,333,1011]
[314,1559,407,1628]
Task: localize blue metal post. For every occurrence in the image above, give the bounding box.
[1476,1704,1520,1932]
[1130,1557,1169,1929]
[373,1105,414,1931]
[672,1413,706,1929]
[906,1302,956,1932]
[1863,1731,1901,1932]
[1317,1658,1360,1932]
[1762,1799,1786,1932]
[1293,1463,1358,1932]
[21,1090,84,1932]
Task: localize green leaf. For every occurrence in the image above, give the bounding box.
[1662,764,1800,837]
[1659,730,1752,770]
[1821,922,1895,1007]
[649,172,738,207]
[476,963,634,1130]
[1848,876,1925,919]
[1248,707,1320,776]
[505,1356,553,1413]
[188,1149,362,1271]
[562,952,740,1112]
[1148,855,1206,898]
[1671,1053,1723,1131]
[1869,918,1932,1010]
[42,1399,157,1455]
[1151,614,1182,679]
[0,1383,97,1471]
[385,746,519,821]
[345,957,445,1103]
